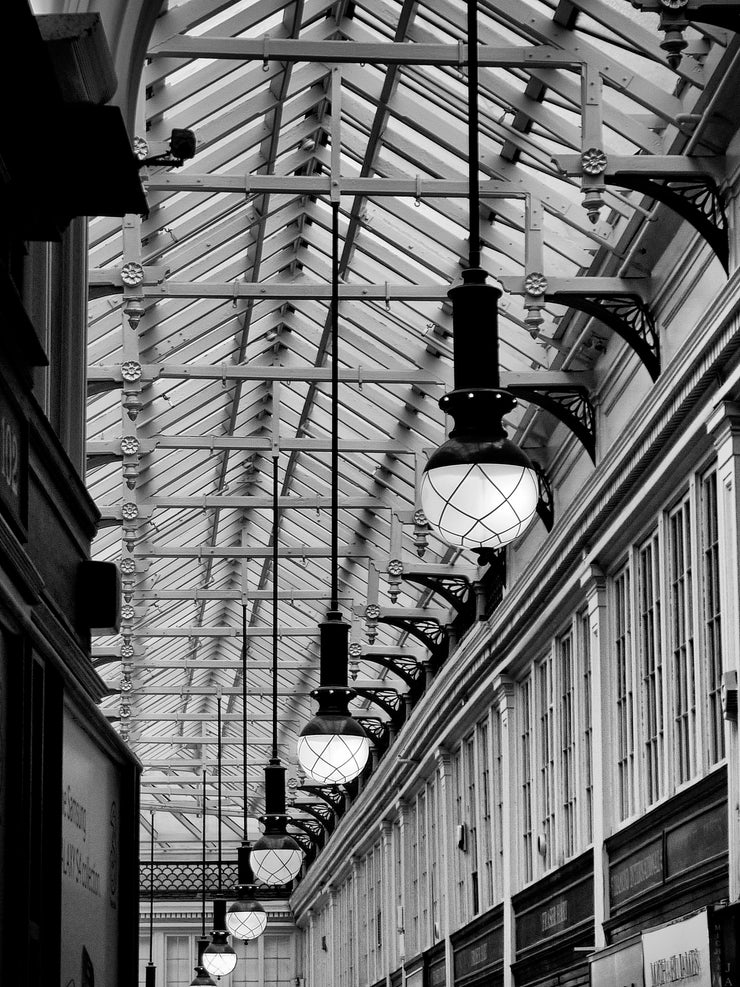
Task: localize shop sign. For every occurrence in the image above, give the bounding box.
[516,874,593,954]
[0,384,27,535]
[610,839,664,907]
[665,803,727,881]
[454,925,503,984]
[642,912,711,987]
[590,937,644,987]
[429,957,446,987]
[60,708,122,987]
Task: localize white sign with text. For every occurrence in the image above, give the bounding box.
[60,709,121,987]
[642,912,711,987]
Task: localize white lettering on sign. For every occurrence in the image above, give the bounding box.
[650,950,701,985]
[642,912,711,987]
[0,415,19,496]
[62,840,102,896]
[62,785,87,841]
[541,899,569,932]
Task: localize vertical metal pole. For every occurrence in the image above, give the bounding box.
[272,455,279,760]
[331,199,340,612]
[467,0,480,269]
[201,770,207,936]
[242,603,248,836]
[217,696,222,896]
[146,812,156,987]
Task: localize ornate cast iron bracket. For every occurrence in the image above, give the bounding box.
[297,785,347,816]
[403,571,477,624]
[531,463,554,532]
[607,174,727,271]
[356,717,389,749]
[358,651,424,693]
[547,292,660,381]
[353,687,407,729]
[289,816,326,847]
[373,612,448,668]
[289,832,314,856]
[553,154,729,271]
[508,384,596,461]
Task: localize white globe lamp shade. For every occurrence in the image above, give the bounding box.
[226,898,267,941]
[421,460,538,550]
[202,936,237,979]
[250,838,303,885]
[297,720,370,784]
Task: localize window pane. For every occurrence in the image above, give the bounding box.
[559,632,576,859]
[702,471,724,764]
[578,611,593,843]
[520,678,533,883]
[614,566,634,820]
[264,934,292,987]
[669,501,696,784]
[638,535,664,805]
[165,935,190,987]
[538,655,555,867]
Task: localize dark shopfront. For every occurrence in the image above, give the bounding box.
[605,768,728,945]
[451,904,504,987]
[589,767,734,987]
[512,850,594,987]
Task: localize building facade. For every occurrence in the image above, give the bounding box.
[291,94,740,987]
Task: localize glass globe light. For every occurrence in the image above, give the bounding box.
[251,762,304,886]
[422,389,539,551]
[250,833,303,886]
[190,938,216,987]
[297,610,370,784]
[421,458,538,550]
[297,711,370,784]
[202,934,237,979]
[226,897,267,941]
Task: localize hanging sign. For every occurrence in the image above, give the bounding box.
[0,382,27,535]
[60,707,122,987]
[642,912,711,987]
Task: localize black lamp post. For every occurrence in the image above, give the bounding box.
[202,698,238,980]
[226,603,267,939]
[189,772,216,987]
[296,199,370,784]
[251,455,304,886]
[420,2,539,553]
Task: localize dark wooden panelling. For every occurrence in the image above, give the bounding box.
[451,904,504,987]
[605,769,728,943]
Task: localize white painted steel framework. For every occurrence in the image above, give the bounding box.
[80,0,733,854]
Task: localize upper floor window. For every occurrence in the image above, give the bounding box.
[611,465,724,824]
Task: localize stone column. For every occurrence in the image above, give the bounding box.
[493,675,515,987]
[435,747,454,985]
[380,819,394,982]
[579,560,609,948]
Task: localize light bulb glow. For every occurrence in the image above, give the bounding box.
[421,462,538,549]
[202,943,237,979]
[250,846,303,886]
[226,903,267,941]
[297,733,370,784]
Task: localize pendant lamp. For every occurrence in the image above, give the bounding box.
[226,603,267,940]
[251,455,304,886]
[190,772,216,987]
[296,199,370,785]
[203,698,238,980]
[145,812,156,987]
[420,2,538,552]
